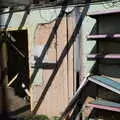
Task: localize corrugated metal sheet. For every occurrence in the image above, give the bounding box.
[90,99,120,108]
[88,75,120,94]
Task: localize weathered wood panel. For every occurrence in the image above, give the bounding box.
[31,14,75,117]
[67,14,75,99]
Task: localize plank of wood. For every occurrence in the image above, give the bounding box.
[7,73,19,87]
[60,73,89,120]
[87,53,120,60]
[67,14,75,101]
[88,75,120,94]
[1,42,8,84]
[56,16,68,115]
[87,34,120,40]
[87,99,120,112]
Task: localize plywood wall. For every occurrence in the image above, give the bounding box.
[31,13,75,117]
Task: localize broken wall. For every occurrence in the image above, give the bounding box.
[1,1,120,118]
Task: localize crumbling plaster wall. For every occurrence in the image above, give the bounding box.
[1,2,119,85]
[1,1,120,117]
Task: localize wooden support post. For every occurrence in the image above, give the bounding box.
[1,41,8,85]
[7,73,19,87]
[1,40,9,115]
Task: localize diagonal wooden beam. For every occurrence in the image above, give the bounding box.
[6,39,25,58]
[7,73,19,87]
[60,73,90,120]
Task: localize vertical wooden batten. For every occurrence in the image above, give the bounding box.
[1,34,9,115]
[31,12,75,117]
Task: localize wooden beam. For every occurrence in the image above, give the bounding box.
[87,34,120,40]
[60,73,90,120]
[7,73,31,96]
[87,99,120,112]
[7,32,16,42]
[22,83,31,97]
[7,39,25,58]
[7,73,19,87]
[0,0,33,7]
[88,54,120,60]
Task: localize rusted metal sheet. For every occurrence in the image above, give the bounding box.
[31,14,75,117]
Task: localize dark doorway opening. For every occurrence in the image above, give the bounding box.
[7,30,29,98]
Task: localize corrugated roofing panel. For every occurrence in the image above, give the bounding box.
[88,99,120,112]
[88,75,120,94]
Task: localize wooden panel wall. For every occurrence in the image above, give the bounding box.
[31,13,75,117]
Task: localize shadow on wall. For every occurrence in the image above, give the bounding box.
[30,1,91,120]
[0,0,91,119]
